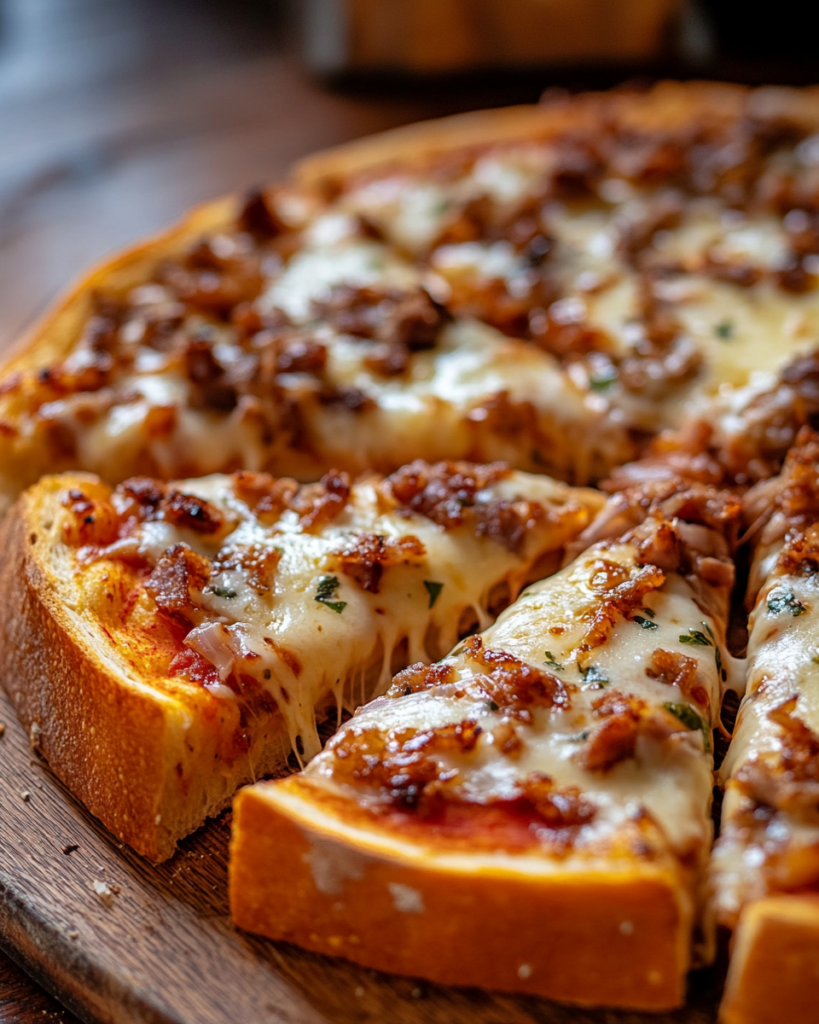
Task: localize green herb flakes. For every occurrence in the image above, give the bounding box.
[423,580,444,608]
[767,590,806,617]
[633,615,659,630]
[581,664,609,686]
[680,628,712,647]
[544,651,563,670]
[663,701,710,752]
[209,586,237,599]
[589,368,618,392]
[715,320,734,339]
[314,575,347,614]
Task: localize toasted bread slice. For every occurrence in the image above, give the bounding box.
[711,430,819,1023]
[230,477,741,1009]
[0,462,602,860]
[5,84,819,511]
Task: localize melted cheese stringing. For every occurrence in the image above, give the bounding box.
[712,436,819,925]
[302,482,739,885]
[60,464,603,761]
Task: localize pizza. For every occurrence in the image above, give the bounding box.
[230,476,740,1010]
[0,461,601,859]
[710,429,819,1024]
[4,83,819,516]
[4,80,819,1018]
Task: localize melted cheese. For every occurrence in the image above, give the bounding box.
[712,551,819,924]
[307,537,725,859]
[93,470,601,762]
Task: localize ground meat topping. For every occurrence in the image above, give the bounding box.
[462,635,571,722]
[288,470,351,533]
[386,459,540,550]
[332,533,426,593]
[576,560,666,659]
[387,661,458,697]
[580,689,699,772]
[145,543,211,625]
[645,648,710,710]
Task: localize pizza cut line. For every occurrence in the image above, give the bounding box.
[4,81,819,1019]
[711,429,819,1024]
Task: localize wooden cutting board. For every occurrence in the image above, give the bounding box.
[0,686,722,1024]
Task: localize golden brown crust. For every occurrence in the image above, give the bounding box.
[229,775,692,1011]
[0,473,289,861]
[294,81,819,191]
[720,896,819,1024]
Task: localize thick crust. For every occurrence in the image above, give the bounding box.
[0,474,288,861]
[229,776,692,1011]
[294,81,819,189]
[720,896,819,1024]
[0,195,235,380]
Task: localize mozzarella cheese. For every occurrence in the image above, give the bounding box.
[306,528,731,863]
[78,468,602,761]
[712,519,819,925]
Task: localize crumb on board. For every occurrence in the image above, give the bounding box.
[0,722,6,738]
[61,843,80,855]
[91,880,120,906]
[20,790,31,802]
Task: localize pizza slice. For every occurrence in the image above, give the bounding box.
[0,179,631,516]
[229,477,740,1010]
[0,461,602,861]
[710,429,819,1024]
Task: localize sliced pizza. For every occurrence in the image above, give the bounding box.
[5,84,819,511]
[0,461,602,860]
[711,429,819,1024]
[229,477,740,1010]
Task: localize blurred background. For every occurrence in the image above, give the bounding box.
[0,0,818,1019]
[1,0,818,356]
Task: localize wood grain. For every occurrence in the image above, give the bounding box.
[0,949,79,1024]
[0,686,723,1024]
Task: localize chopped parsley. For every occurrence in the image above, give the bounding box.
[314,575,347,614]
[589,368,618,392]
[663,701,711,752]
[423,580,444,609]
[566,730,591,743]
[680,628,712,647]
[209,586,237,599]
[702,621,727,682]
[633,615,659,630]
[714,319,734,339]
[544,651,563,670]
[581,664,609,687]
[641,607,656,618]
[486,700,500,712]
[767,590,806,617]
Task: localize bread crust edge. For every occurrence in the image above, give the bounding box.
[229,776,693,1011]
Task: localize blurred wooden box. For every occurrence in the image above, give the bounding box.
[304,0,683,73]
